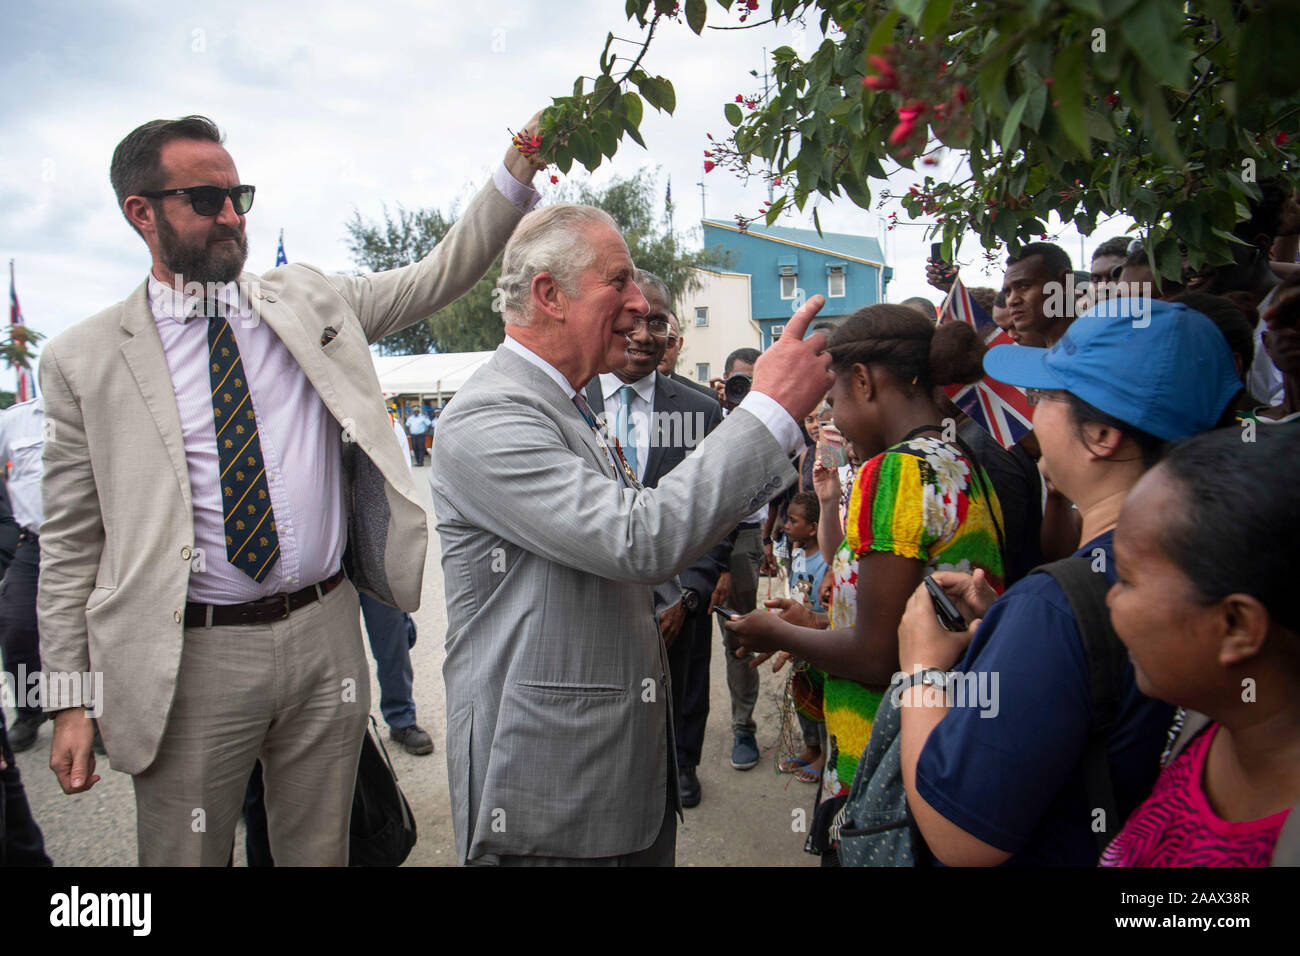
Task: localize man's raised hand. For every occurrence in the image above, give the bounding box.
[750,294,834,422]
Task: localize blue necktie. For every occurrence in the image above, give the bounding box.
[206,305,280,581]
[615,384,639,477]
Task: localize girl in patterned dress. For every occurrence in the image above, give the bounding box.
[726,305,1005,819]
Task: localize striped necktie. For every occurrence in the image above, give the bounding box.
[205,302,280,581]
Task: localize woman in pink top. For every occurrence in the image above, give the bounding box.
[1103,427,1300,866]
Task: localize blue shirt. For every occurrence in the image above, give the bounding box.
[914,531,1173,866]
[790,546,828,612]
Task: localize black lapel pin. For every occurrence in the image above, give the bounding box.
[321,325,338,347]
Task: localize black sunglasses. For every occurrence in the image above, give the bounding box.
[140,184,255,216]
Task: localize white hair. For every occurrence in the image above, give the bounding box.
[497,203,620,327]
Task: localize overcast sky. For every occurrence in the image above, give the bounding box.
[2,0,1133,391]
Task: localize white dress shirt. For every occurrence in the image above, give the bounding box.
[0,396,46,533]
[597,371,656,484]
[149,277,345,604]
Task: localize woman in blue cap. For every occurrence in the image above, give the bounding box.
[889,297,1242,866]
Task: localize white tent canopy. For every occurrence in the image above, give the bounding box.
[371,350,495,401]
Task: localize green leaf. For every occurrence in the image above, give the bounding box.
[685,0,707,35]
[1171,201,1205,246]
[1082,108,1115,142]
[866,8,900,58]
[1054,43,1089,157]
[1239,3,1300,100]
[1120,1,1188,89]
[623,118,646,148]
[725,102,743,127]
[765,195,788,225]
[994,208,1018,243]
[1002,90,1031,148]
[921,0,954,36]
[813,206,823,237]
[658,78,676,114]
[1138,72,1182,165]
[1153,237,1182,281]
[623,91,643,128]
[895,0,926,26]
[842,174,872,210]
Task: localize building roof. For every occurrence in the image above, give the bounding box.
[702,219,885,267]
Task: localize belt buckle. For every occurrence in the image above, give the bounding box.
[280,593,291,619]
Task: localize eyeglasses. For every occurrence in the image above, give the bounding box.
[630,316,672,339]
[663,335,680,347]
[1025,387,1067,406]
[140,184,256,216]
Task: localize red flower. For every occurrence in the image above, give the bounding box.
[955,84,968,106]
[1277,132,1290,146]
[772,176,782,185]
[922,156,938,166]
[704,160,716,173]
[746,0,758,8]
[550,175,558,184]
[1105,93,1119,106]
[736,95,744,103]
[890,120,916,145]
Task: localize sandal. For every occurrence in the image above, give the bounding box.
[794,762,823,785]
[778,756,809,774]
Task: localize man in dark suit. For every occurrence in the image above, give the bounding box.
[583,270,732,806]
[658,311,720,401]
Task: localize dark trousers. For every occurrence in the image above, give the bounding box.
[0,535,41,720]
[0,519,19,579]
[668,607,712,770]
[359,594,417,730]
[0,707,52,866]
[410,435,427,466]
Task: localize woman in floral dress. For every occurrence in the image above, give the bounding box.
[727,305,1006,812]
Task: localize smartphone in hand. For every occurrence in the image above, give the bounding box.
[923,575,968,632]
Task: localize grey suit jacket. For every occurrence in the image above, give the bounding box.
[38,179,524,774]
[431,347,795,862]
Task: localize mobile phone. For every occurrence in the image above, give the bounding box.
[713,604,740,630]
[923,575,967,632]
[818,442,846,468]
[930,241,946,263]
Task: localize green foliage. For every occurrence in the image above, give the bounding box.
[1,324,43,388]
[344,169,730,355]
[558,168,733,307]
[548,0,1300,280]
[343,205,494,355]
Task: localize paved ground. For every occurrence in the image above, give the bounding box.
[7,468,818,867]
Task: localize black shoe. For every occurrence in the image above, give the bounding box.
[390,723,434,756]
[9,714,45,753]
[679,767,701,808]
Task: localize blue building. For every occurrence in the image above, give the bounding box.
[701,219,892,349]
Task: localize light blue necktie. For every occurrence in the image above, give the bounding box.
[615,384,639,477]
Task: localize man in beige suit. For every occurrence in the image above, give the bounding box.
[39,114,538,865]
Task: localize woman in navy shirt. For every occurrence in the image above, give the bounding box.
[892,299,1242,865]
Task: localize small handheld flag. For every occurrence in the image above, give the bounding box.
[275,229,287,267]
[938,275,1033,449]
[9,260,33,403]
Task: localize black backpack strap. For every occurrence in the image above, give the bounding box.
[1030,556,1128,856]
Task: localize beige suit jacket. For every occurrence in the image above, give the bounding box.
[37,179,523,774]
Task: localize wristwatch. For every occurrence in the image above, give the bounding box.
[680,587,701,613]
[893,668,950,699]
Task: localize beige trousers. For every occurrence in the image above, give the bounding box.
[132,578,370,866]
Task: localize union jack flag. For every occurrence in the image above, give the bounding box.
[938,275,1033,449]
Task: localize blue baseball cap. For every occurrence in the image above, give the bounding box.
[983,298,1241,441]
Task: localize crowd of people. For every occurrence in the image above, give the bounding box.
[0,110,1297,869]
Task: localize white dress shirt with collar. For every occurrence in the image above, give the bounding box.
[597,370,655,484]
[149,276,345,605]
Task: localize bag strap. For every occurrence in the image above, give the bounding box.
[1030,555,1127,855]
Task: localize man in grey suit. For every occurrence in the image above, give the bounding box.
[581,270,731,809]
[430,204,833,865]
[39,113,539,865]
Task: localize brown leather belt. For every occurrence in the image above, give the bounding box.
[184,569,346,628]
